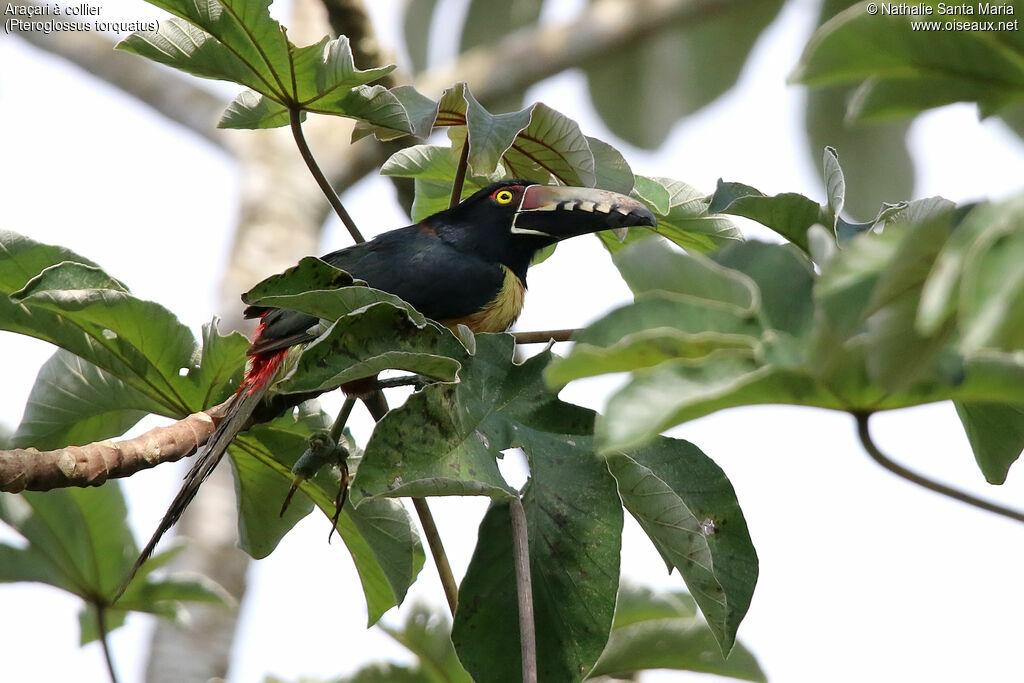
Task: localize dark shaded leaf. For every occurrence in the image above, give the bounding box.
[452,433,623,682]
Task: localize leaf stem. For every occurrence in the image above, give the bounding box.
[512,328,579,344]
[413,497,459,616]
[855,412,1024,524]
[361,392,460,615]
[288,107,365,244]
[329,396,357,443]
[509,496,537,683]
[94,603,120,683]
[450,138,471,209]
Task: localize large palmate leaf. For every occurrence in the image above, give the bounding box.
[118,1,409,132]
[0,484,225,643]
[793,0,1024,120]
[1,232,204,417]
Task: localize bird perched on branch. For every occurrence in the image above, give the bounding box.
[120,179,655,595]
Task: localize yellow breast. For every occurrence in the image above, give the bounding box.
[443,265,525,334]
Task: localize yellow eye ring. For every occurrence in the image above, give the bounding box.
[495,189,515,205]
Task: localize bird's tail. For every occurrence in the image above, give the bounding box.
[115,350,285,600]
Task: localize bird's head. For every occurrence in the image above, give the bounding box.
[424,179,657,281]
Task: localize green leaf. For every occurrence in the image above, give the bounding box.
[402,0,438,75]
[792,0,1024,120]
[117,18,279,97]
[12,350,163,450]
[234,418,425,625]
[464,86,534,177]
[613,237,757,310]
[805,83,914,221]
[84,552,227,644]
[379,604,472,683]
[605,437,757,654]
[588,136,636,195]
[289,36,395,107]
[709,180,825,253]
[954,401,1024,485]
[282,303,465,394]
[584,0,784,148]
[610,582,697,627]
[1,235,201,416]
[0,485,135,598]
[589,583,764,681]
[0,484,227,645]
[822,145,845,222]
[502,102,596,186]
[591,618,764,681]
[711,240,817,339]
[382,143,505,221]
[955,195,1024,353]
[230,425,317,559]
[186,320,250,410]
[354,335,553,501]
[219,90,293,129]
[460,0,543,53]
[353,85,440,142]
[10,260,199,415]
[638,176,743,255]
[597,352,833,452]
[452,434,623,682]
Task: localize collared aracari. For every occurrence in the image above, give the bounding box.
[123,179,656,591]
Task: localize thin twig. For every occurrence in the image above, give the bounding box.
[94,603,120,683]
[855,412,1024,524]
[513,329,579,344]
[509,496,537,683]
[361,392,460,615]
[288,107,365,244]
[450,139,471,209]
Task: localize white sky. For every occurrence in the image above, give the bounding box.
[2,0,1024,682]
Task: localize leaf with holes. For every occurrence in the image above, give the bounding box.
[605,437,757,654]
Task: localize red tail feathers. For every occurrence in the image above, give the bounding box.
[245,350,286,394]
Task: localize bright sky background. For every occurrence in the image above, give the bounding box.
[2,0,1024,681]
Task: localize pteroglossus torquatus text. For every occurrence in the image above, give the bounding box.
[123,179,656,592]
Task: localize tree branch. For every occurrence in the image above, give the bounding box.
[0,402,231,493]
[855,412,1024,524]
[513,329,579,344]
